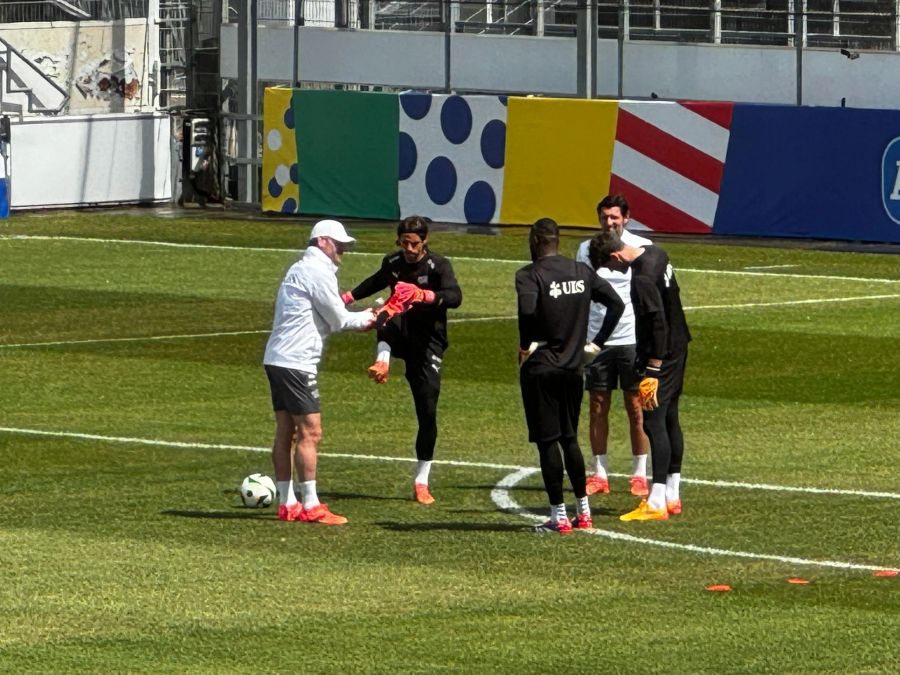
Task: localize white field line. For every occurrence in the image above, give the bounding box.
[0,315,521,349]
[686,293,900,311]
[2,425,897,571]
[0,329,269,349]
[3,234,899,284]
[2,293,894,350]
[492,468,898,573]
[744,264,799,270]
[1,426,898,502]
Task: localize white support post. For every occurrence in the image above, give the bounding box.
[711,0,721,45]
[788,0,795,45]
[895,0,900,51]
[833,0,839,38]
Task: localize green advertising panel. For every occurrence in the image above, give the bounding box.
[294,89,399,220]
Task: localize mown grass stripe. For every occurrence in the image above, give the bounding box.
[3,234,898,284]
[1,426,897,500]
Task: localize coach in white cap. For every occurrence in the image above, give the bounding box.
[263,219,374,526]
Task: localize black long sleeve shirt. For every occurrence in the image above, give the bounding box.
[351,249,462,357]
[630,245,692,366]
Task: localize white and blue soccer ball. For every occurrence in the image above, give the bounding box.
[240,473,276,508]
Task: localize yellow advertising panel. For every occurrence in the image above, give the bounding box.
[500,98,618,227]
[262,87,300,213]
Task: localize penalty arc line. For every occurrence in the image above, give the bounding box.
[491,468,898,573]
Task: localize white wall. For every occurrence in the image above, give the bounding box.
[221,24,900,110]
[10,113,172,208]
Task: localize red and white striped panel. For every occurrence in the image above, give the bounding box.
[611,100,733,234]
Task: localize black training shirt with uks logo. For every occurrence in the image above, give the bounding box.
[350,249,462,356]
[516,254,624,372]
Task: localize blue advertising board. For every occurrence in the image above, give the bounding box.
[714,105,900,243]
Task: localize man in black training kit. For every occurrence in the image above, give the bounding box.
[516,218,624,534]
[589,230,691,521]
[342,215,463,505]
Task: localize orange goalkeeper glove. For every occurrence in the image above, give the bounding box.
[373,295,405,329]
[638,365,661,411]
[393,281,435,306]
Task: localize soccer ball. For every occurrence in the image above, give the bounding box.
[240,473,276,508]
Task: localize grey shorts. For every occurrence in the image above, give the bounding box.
[584,344,641,392]
[264,365,321,415]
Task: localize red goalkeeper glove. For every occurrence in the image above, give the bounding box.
[638,364,661,411]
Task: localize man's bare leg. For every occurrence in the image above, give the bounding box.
[623,390,649,496]
[586,391,612,495]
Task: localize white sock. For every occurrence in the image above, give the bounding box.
[576,496,590,517]
[648,483,667,511]
[414,460,433,485]
[666,473,681,502]
[376,341,391,363]
[301,480,319,509]
[276,480,298,506]
[632,453,648,477]
[592,454,609,478]
[552,503,568,523]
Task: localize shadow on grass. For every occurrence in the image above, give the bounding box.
[455,484,545,492]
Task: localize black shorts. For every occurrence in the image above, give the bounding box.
[584,344,640,392]
[264,365,321,415]
[655,350,687,407]
[519,364,584,444]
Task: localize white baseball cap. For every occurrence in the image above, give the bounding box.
[310,219,355,244]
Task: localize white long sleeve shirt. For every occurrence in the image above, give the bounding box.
[576,228,653,346]
[263,246,372,374]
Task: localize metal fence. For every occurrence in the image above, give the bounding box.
[0,1,148,23]
[244,0,899,51]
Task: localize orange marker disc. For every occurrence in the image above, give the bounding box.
[872,569,898,578]
[705,584,732,592]
[787,577,810,585]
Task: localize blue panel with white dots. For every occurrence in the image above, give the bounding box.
[398,94,507,224]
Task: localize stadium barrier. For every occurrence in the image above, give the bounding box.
[262,88,900,244]
[8,113,172,209]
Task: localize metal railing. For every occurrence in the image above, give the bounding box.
[242,0,899,51]
[0,1,148,23]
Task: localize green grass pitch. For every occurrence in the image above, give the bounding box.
[1,211,898,673]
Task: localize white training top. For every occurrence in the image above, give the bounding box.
[576,228,654,346]
[263,246,373,374]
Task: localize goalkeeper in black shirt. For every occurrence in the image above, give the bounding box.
[342,216,462,505]
[516,218,624,534]
[589,230,691,521]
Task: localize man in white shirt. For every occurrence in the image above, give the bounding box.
[575,195,652,498]
[263,219,375,525]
